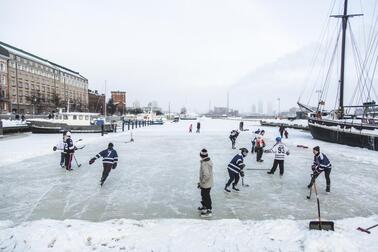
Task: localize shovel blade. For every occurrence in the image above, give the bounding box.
[309,221,334,231]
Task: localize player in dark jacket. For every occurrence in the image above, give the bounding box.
[224,148,248,192]
[229,130,239,149]
[63,131,75,171]
[89,142,119,186]
[307,146,332,192]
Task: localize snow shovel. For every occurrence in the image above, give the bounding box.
[309,181,334,231]
[357,224,378,234]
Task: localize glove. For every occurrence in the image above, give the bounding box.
[74,146,78,151]
[286,151,290,156]
[53,146,57,151]
[89,158,96,165]
[112,163,117,169]
[264,149,270,153]
[240,170,245,177]
[239,163,246,169]
[311,165,317,172]
[197,183,201,189]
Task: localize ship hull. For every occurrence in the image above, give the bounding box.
[308,121,378,151]
[29,121,113,134]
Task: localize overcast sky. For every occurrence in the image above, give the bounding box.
[1,0,377,113]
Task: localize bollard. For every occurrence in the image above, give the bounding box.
[132,121,134,129]
[101,124,104,136]
[128,120,131,130]
[0,120,3,136]
[122,120,125,132]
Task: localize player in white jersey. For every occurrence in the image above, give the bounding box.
[266,137,290,176]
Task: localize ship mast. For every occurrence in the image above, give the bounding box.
[331,0,362,118]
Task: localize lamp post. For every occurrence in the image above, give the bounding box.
[277,98,281,118]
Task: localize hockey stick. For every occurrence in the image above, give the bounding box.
[76,145,86,150]
[357,224,378,234]
[241,177,249,187]
[307,174,314,200]
[246,168,270,170]
[73,155,82,167]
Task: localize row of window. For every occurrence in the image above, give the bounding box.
[9,54,88,88]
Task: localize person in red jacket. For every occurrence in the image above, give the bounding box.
[255,130,265,162]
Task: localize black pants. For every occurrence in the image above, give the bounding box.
[65,152,74,170]
[101,163,113,183]
[230,137,236,148]
[251,141,255,153]
[60,153,65,166]
[225,170,240,188]
[256,147,263,161]
[308,168,331,189]
[270,159,284,175]
[200,187,212,210]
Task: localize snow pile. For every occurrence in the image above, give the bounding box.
[0,216,377,252]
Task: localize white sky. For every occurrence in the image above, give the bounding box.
[0,0,377,113]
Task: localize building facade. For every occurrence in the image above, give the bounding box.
[0,46,10,113]
[88,89,105,114]
[111,91,126,115]
[0,41,88,114]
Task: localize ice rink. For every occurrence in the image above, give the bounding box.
[1,119,377,224]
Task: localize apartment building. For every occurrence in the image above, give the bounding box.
[0,41,88,114]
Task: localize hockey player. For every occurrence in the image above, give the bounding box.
[229,129,239,149]
[307,146,332,192]
[63,131,75,171]
[251,129,261,154]
[224,148,248,192]
[196,122,201,133]
[189,124,193,133]
[266,137,290,176]
[53,131,68,168]
[279,124,285,138]
[284,129,289,139]
[255,130,266,162]
[197,149,213,217]
[89,142,119,186]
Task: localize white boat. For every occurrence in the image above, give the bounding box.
[27,112,113,133]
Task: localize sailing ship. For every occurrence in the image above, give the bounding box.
[298,0,378,150]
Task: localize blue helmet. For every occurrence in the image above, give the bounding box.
[275,137,281,142]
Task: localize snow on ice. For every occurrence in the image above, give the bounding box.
[0,119,377,251]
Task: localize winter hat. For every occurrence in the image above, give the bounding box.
[66,131,72,137]
[239,148,249,154]
[200,149,208,158]
[275,137,281,142]
[313,146,320,152]
[108,142,114,149]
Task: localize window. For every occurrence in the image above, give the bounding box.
[63,115,68,120]
[73,115,77,120]
[79,115,83,120]
[85,115,89,120]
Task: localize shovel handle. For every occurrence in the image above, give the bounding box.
[357,227,371,234]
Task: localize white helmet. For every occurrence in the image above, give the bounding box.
[65,131,72,137]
